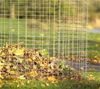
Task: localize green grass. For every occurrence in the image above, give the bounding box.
[1,79,100,89]
[84,72,100,82]
[0,18,100,56]
[0,18,86,56]
[88,33,100,57]
[0,18,100,89]
[0,72,100,89]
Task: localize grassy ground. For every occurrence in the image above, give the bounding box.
[0,18,86,56]
[85,72,100,82]
[0,18,100,57]
[88,33,100,57]
[0,18,100,89]
[0,72,99,89]
[1,79,100,89]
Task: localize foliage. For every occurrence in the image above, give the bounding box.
[88,0,100,21]
[89,0,100,13]
[0,0,76,19]
[0,43,82,83]
[88,52,100,64]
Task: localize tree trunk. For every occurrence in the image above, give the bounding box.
[10,3,16,19]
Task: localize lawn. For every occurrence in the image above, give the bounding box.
[1,79,100,89]
[84,72,100,82]
[0,18,87,56]
[88,33,100,56]
[0,71,99,89]
[0,18,100,57]
[0,18,100,89]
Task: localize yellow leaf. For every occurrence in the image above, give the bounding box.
[27,58,32,62]
[0,65,3,70]
[8,47,16,54]
[0,52,5,56]
[18,75,25,80]
[10,71,16,74]
[17,58,24,63]
[47,76,57,83]
[0,80,4,88]
[0,75,3,79]
[28,70,38,77]
[88,74,95,81]
[45,82,49,86]
[14,48,25,56]
[6,65,10,71]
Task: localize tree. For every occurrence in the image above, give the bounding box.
[10,2,16,19]
[88,0,100,21]
[0,0,29,19]
[0,0,77,19]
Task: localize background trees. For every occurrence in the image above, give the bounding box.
[88,0,100,21]
[0,0,75,20]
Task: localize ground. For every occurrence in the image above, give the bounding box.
[1,79,100,89]
[0,18,100,89]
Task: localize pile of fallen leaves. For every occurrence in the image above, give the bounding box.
[88,51,100,64]
[89,56,100,64]
[0,43,82,83]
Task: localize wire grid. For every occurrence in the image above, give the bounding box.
[0,0,88,72]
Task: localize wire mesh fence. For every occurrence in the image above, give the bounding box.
[0,0,88,72]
